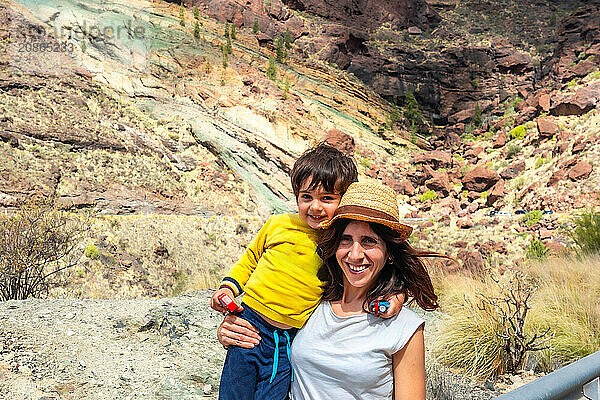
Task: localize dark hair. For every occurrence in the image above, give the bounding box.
[317,219,442,312]
[290,143,358,198]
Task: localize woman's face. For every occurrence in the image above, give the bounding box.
[335,221,388,291]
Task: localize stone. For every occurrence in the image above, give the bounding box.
[408,26,423,35]
[568,161,593,180]
[412,150,453,169]
[493,131,506,148]
[537,116,558,137]
[500,160,526,180]
[539,229,552,240]
[486,179,505,207]
[550,82,600,116]
[462,165,500,192]
[538,93,551,113]
[456,217,474,229]
[572,139,587,154]
[547,169,566,187]
[396,179,416,196]
[425,173,452,196]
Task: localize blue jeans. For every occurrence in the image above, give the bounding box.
[218,304,298,400]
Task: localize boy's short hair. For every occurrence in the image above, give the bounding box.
[290,143,358,198]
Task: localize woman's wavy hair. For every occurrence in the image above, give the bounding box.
[317,218,443,313]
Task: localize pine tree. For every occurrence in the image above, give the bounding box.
[179,2,185,26]
[253,17,259,34]
[282,75,290,99]
[231,25,236,40]
[193,5,199,20]
[276,35,284,63]
[266,55,277,80]
[473,102,482,127]
[224,22,230,39]
[285,27,292,49]
[194,20,200,38]
[222,45,229,68]
[226,35,232,54]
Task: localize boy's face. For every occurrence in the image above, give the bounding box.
[297,178,341,229]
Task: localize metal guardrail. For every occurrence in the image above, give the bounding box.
[494,350,600,400]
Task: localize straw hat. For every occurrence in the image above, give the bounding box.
[320,181,413,241]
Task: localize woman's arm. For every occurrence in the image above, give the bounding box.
[217,314,261,349]
[392,325,425,400]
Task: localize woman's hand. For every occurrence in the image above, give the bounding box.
[218,314,261,349]
[379,292,405,318]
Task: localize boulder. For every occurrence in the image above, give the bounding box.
[550,82,600,116]
[568,161,593,180]
[537,116,559,137]
[500,160,525,180]
[408,26,423,35]
[396,179,416,196]
[547,169,566,187]
[462,165,500,192]
[412,150,453,169]
[493,131,506,148]
[425,173,452,196]
[486,179,505,207]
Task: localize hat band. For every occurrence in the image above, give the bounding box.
[334,205,398,223]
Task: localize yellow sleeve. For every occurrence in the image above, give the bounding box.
[219,217,272,296]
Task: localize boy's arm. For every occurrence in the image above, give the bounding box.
[210,218,271,313]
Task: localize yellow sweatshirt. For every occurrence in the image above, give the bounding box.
[219,213,324,328]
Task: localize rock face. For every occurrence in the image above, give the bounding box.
[280,0,441,31]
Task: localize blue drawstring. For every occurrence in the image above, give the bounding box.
[269,330,280,383]
[284,331,293,382]
[269,330,294,384]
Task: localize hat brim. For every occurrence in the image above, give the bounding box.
[320,212,413,242]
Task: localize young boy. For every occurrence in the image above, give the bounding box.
[210,143,401,400]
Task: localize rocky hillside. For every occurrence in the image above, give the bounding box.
[1,0,599,296]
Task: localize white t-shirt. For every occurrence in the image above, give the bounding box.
[289,301,424,400]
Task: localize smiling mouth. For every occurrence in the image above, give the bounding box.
[346,263,369,274]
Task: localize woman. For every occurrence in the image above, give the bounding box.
[218,182,440,399]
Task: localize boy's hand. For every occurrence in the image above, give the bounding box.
[210,287,241,314]
[379,292,405,318]
[218,314,261,349]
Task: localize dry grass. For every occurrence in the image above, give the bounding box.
[430,255,600,379]
[50,214,265,299]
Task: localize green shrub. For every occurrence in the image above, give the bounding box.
[84,244,100,260]
[568,210,600,255]
[526,239,549,261]
[421,189,437,202]
[193,5,199,20]
[567,79,577,89]
[253,17,259,34]
[506,143,522,158]
[509,125,527,140]
[523,210,543,227]
[535,157,549,168]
